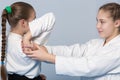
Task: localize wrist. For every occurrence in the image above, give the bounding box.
[46,54,55,64]
[23,31,32,41]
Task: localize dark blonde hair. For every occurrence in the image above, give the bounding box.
[99,2,120,21]
[99,2,120,32]
[1,2,34,80]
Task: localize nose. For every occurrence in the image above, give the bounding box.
[96,22,101,29]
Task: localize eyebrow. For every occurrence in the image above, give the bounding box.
[96,18,105,21]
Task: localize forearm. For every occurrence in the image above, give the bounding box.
[23,31,32,41]
[45,44,83,57]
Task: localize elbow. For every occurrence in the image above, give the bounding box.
[47,12,56,31]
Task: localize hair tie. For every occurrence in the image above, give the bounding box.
[5,6,12,14]
[1,61,5,65]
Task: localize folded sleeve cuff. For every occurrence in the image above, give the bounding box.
[55,56,68,75]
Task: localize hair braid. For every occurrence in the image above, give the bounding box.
[1,9,7,80]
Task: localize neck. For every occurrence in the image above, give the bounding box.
[11,26,24,36]
[104,33,120,45]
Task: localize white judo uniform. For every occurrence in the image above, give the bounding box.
[47,36,120,80]
[0,12,55,78]
[30,21,120,79]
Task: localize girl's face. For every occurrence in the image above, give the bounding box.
[96,9,119,41]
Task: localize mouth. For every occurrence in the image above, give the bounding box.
[98,30,103,33]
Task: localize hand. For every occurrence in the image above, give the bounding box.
[23,44,49,61]
[22,40,33,52]
[23,44,55,63]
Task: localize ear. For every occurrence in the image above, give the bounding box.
[114,19,120,28]
[19,19,28,28]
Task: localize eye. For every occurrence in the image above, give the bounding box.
[100,20,105,24]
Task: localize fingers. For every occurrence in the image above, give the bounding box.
[23,50,33,55]
[22,43,33,49]
[22,45,32,53]
[27,55,37,60]
[24,51,40,60]
[22,40,34,52]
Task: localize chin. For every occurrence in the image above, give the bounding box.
[99,34,105,38]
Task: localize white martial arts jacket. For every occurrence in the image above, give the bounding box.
[0,12,55,78]
[30,20,120,80]
[46,35,120,80]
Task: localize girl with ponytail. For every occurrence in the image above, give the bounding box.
[0,1,55,80]
[1,2,35,80]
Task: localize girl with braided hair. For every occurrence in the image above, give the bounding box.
[23,2,120,80]
[1,1,55,80]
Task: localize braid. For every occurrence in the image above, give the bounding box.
[1,9,7,63]
[1,9,7,80]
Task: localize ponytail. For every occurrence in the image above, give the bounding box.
[1,9,7,80]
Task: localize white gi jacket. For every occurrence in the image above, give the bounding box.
[0,12,55,78]
[29,20,120,80]
[46,35,120,80]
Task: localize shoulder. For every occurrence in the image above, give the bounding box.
[86,38,104,46]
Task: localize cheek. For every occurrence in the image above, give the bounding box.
[99,24,111,37]
[25,28,30,34]
[103,24,114,35]
[26,26,30,31]
[26,22,30,28]
[25,22,30,31]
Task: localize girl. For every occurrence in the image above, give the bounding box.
[23,2,120,80]
[1,1,55,80]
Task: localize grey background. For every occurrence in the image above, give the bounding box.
[0,0,120,80]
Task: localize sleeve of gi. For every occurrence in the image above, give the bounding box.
[29,12,55,45]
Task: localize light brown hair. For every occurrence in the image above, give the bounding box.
[99,3,120,21]
[99,3,120,32]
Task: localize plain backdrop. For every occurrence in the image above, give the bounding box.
[0,0,120,80]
